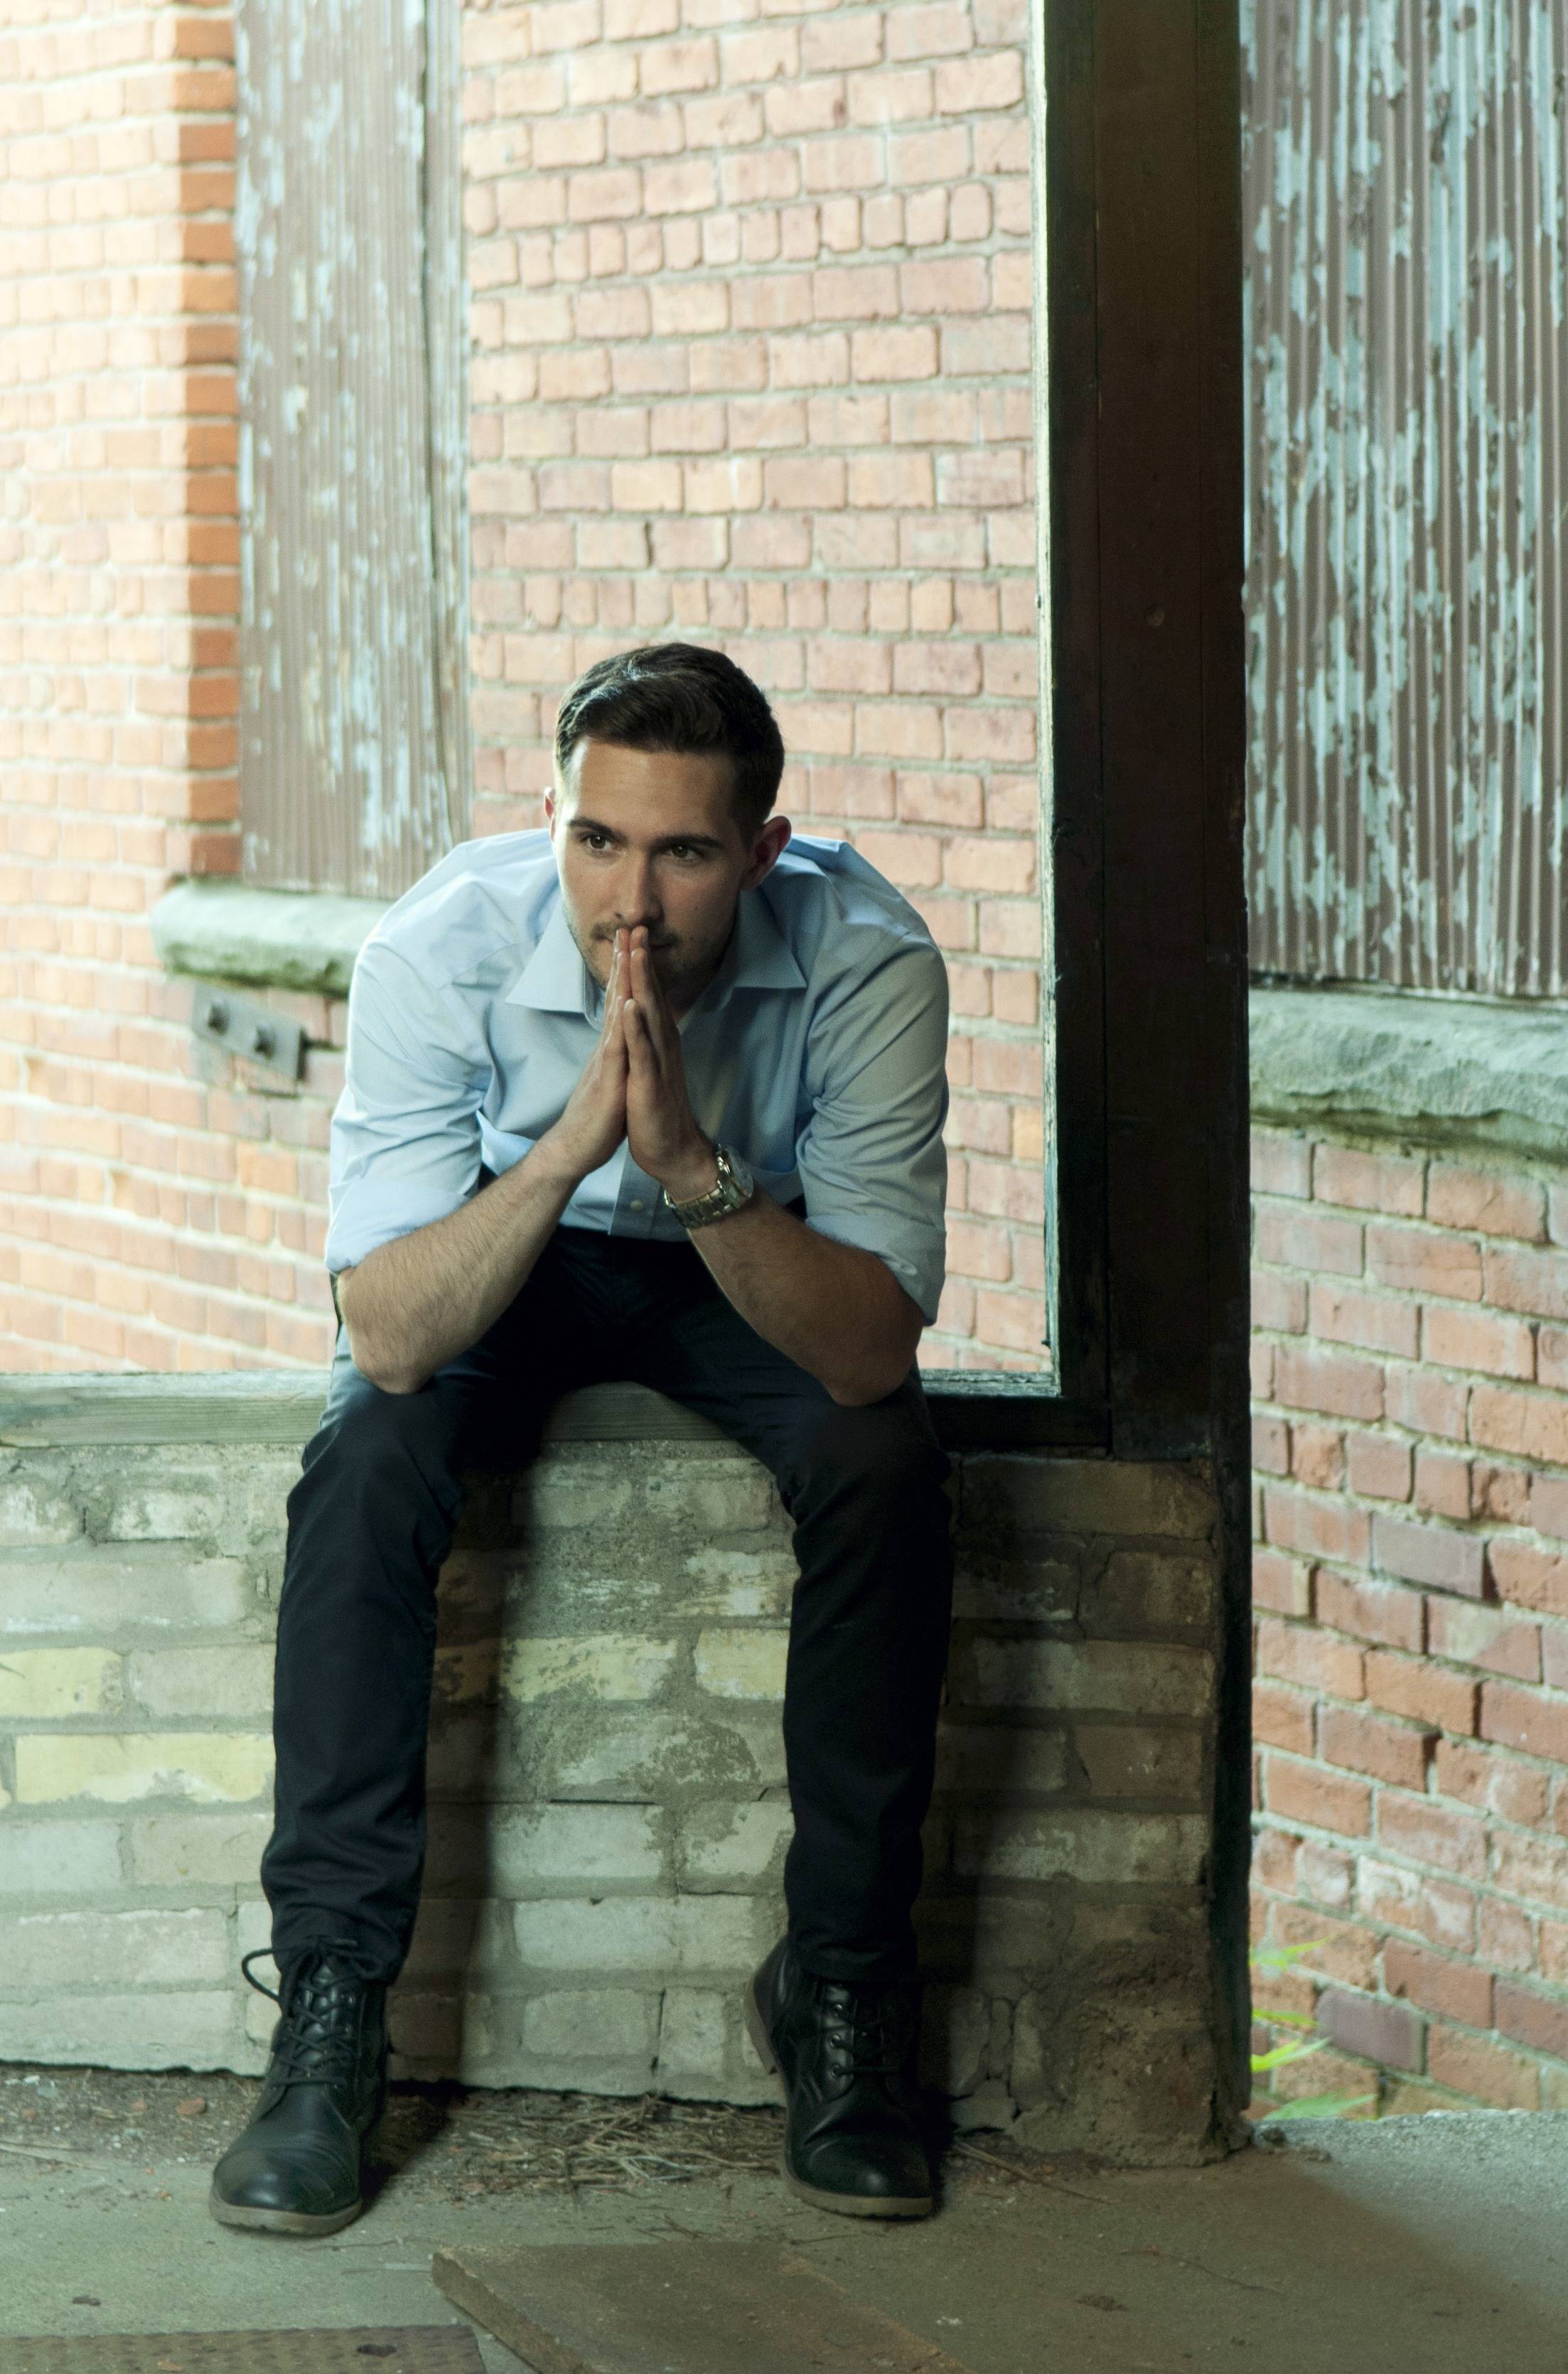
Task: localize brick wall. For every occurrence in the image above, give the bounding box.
[461,0,1045,1368]
[0,0,1046,1380]
[0,1,325,1373]
[1250,1124,1568,2113]
[0,1375,1225,2161]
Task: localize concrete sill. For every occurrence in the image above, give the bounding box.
[150,879,390,998]
[1251,979,1568,1162]
[0,1371,1103,1455]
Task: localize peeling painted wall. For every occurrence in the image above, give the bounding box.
[1243,1,1568,996]
[235,0,468,898]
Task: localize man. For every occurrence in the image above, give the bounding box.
[210,643,955,2236]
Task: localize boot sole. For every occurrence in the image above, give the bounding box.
[743,1979,934,2222]
[207,2183,364,2237]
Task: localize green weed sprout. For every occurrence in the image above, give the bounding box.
[1250,1940,1378,2120]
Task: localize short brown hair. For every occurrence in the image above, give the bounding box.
[554,643,785,834]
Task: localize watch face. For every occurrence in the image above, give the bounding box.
[724,1147,755,1198]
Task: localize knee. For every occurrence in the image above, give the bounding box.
[788,1402,951,1517]
[296,1377,458,1504]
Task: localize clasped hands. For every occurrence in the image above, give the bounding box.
[540,924,719,1204]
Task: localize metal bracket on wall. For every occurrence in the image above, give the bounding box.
[190,984,303,1085]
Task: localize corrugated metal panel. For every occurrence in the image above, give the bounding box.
[235,0,467,898]
[1243,1,1568,995]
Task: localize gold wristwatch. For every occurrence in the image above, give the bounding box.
[662,1143,756,1229]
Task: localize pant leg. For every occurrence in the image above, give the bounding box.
[623,1242,955,1986]
[260,1235,601,1982]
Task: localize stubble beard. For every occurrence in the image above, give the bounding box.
[576,918,722,1013]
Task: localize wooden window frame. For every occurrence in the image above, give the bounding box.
[928,0,1248,1473]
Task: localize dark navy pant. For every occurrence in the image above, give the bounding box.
[259,1223,955,1987]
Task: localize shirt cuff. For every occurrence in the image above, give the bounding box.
[803,1212,945,1326]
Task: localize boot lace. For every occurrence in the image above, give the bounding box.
[818,1982,908,2079]
[242,1940,373,2085]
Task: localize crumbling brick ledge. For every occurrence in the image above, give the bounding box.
[0,1371,1225,2164]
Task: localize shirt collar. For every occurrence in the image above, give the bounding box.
[503,894,594,1016]
[501,883,806,1019]
[701,886,807,1009]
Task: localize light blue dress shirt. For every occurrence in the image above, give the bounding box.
[324,829,950,1323]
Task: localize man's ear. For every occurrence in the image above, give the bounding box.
[543,788,557,834]
[743,815,791,891]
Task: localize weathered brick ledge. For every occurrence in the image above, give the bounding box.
[0,1373,1226,2164]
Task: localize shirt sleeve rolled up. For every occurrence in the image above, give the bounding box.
[323,942,490,1276]
[795,940,950,1325]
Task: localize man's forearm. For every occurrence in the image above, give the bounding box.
[681,1189,924,1406]
[336,1144,579,1395]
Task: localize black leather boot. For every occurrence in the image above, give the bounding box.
[746,1935,933,2218]
[209,1939,389,2235]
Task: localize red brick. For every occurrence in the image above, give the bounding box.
[1319,1704,1431,1790]
[1471,1384,1568,1465]
[1479,1680,1568,1763]
[1256,1617,1365,1702]
[1358,1855,1476,1953]
[1538,1326,1568,1388]
[1478,1895,1536,1975]
[1253,1682,1314,1756]
[1542,1626,1568,1692]
[1250,1825,1302,1894]
[1313,1144,1424,1218]
[1386,1364,1470,1441]
[1267,1903,1380,1989]
[1434,1737,1549,1823]
[1527,1473,1568,1540]
[1262,1484,1371,1567]
[1252,1414,1289,1476]
[1427,1164,1545,1241]
[1422,1303,1535,1380]
[1371,1513,1485,1598]
[1494,1981,1568,2062]
[1414,1449,1472,1522]
[1289,1421,1345,1491]
[1299,1837,1356,1911]
[887,4,976,61]
[934,51,1024,111]
[1382,1938,1493,2029]
[1375,1788,1486,1881]
[1312,1569,1424,1652]
[1252,1205,1364,1277]
[1488,1538,1568,1618]
[1250,1132,1311,1197]
[1262,1753,1373,1839]
[1316,1986,1422,2071]
[1493,1828,1568,1914]
[1427,1601,1542,1682]
[1344,1431,1413,1503]
[1252,1548,1311,1618]
[1363,1648,1478,1737]
[1251,1268,1307,1333]
[1426,2024,1541,2108]
[1273,1345,1385,1424]
[1483,1245,1568,1323]
[1367,1223,1483,1301]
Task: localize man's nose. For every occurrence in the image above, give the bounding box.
[611,855,660,925]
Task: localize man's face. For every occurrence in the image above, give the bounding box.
[545,740,790,1014]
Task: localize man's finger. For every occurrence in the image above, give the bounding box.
[629,939,677,1054]
[601,936,626,1039]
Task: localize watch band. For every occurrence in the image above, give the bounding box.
[662,1143,756,1228]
